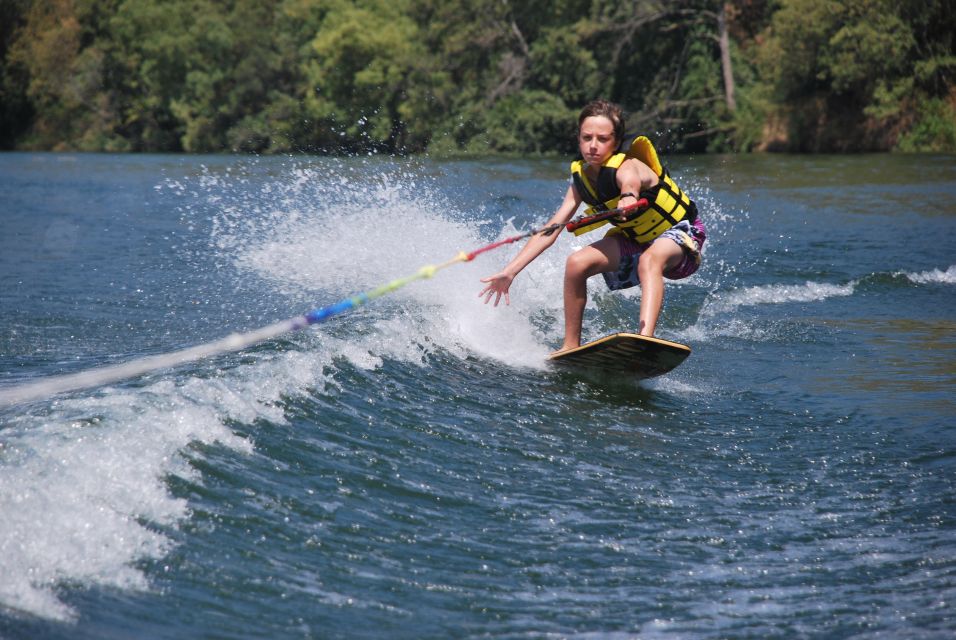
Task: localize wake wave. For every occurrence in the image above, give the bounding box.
[901,264,956,285]
[0,159,562,621]
[701,281,857,316]
[0,381,255,621]
[7,156,944,622]
[684,262,954,342]
[685,280,857,341]
[0,325,436,621]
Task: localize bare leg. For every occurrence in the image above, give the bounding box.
[636,240,684,336]
[559,238,620,351]
[562,271,588,351]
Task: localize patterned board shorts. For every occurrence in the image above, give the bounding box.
[602,218,707,291]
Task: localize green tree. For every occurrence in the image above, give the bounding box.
[7,0,124,150]
[302,0,445,153]
[109,0,308,152]
[528,27,600,107]
[108,0,208,150]
[756,0,928,150]
[416,0,593,154]
[0,0,33,148]
[1,0,950,153]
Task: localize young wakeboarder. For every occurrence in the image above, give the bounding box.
[479,99,706,354]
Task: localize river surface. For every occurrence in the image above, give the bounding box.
[1,152,954,638]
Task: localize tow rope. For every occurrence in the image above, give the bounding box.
[0,204,645,408]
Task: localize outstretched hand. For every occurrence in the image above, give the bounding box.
[478,272,513,307]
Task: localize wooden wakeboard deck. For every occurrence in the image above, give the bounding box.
[547,332,691,378]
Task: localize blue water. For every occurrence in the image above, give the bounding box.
[1,152,954,638]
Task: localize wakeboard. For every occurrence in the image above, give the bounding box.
[547,332,690,379]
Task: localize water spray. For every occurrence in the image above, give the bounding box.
[0,219,573,408]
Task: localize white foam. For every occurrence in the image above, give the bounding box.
[0,400,228,620]
[686,280,856,341]
[0,159,573,621]
[706,281,856,314]
[1,157,722,623]
[902,264,956,285]
[207,162,573,369]
[0,334,353,621]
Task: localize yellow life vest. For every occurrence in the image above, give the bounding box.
[569,135,696,243]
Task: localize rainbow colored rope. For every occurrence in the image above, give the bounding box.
[0,222,562,407]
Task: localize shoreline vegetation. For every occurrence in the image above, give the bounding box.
[1,0,954,156]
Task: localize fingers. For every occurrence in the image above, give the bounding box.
[478,281,510,306]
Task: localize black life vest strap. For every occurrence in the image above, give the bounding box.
[571,172,604,210]
[641,168,696,226]
[595,167,619,206]
[571,158,624,212]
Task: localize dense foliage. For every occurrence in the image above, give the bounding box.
[1,0,954,154]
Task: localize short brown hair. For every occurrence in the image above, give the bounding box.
[578,100,625,143]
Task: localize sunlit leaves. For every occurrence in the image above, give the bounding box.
[1,0,953,153]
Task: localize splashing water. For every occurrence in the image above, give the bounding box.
[0,157,568,621]
[3,153,953,636]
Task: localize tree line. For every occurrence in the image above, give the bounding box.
[1,0,953,155]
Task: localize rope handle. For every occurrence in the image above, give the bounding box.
[565,197,649,233]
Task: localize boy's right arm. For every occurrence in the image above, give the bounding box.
[479,186,581,306]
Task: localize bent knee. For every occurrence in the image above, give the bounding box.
[640,242,682,272]
[565,250,600,278]
[637,250,666,275]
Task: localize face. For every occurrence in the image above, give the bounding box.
[578,115,618,165]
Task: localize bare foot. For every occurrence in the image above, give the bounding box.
[552,344,579,355]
